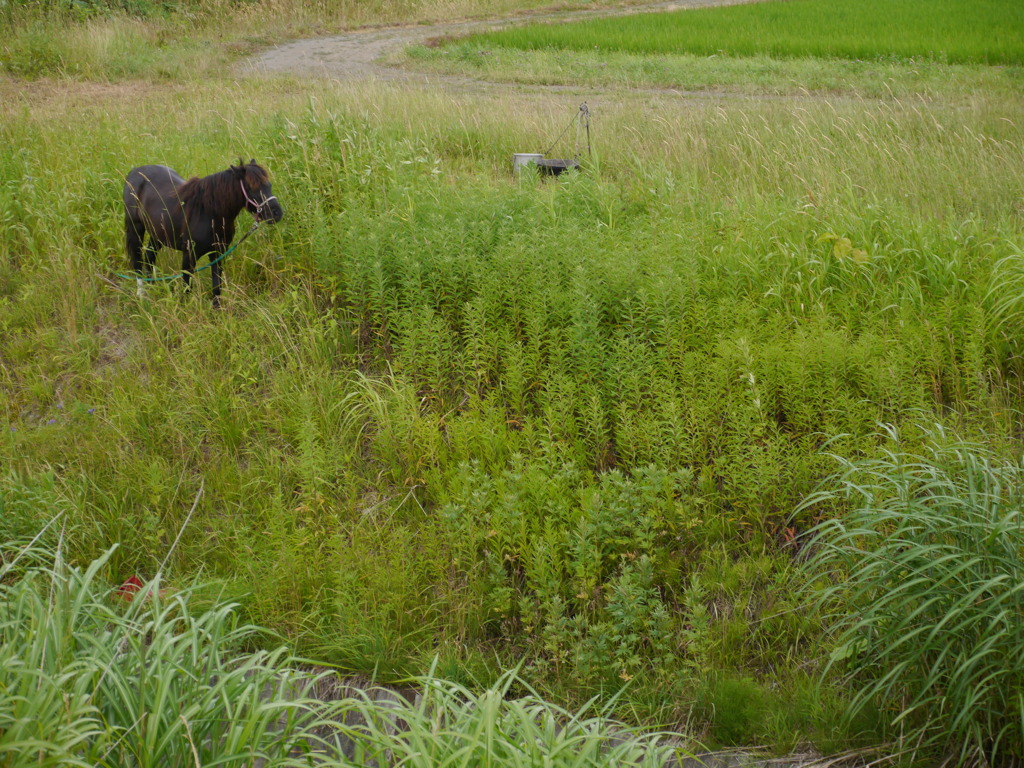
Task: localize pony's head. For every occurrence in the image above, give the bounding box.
[232,159,284,223]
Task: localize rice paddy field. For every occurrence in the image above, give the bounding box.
[406,0,1024,95]
[462,0,1024,64]
[2,0,1024,764]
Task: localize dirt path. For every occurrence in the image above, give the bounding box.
[245,0,757,82]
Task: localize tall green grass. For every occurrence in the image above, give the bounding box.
[467,0,1024,65]
[0,531,340,767]
[2,530,697,766]
[802,427,1024,765]
[332,665,690,768]
[403,43,1024,100]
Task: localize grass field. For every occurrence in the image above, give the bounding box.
[402,43,1024,99]
[3,0,1024,762]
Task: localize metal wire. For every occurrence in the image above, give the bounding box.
[544,102,591,158]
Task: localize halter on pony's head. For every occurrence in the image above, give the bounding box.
[232,159,282,223]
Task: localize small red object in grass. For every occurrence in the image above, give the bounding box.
[114,575,169,602]
[116,575,145,601]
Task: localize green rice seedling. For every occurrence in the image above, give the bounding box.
[0,570,104,767]
[328,664,692,768]
[466,0,1024,66]
[801,425,1024,765]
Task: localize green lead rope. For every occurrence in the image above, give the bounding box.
[115,221,260,283]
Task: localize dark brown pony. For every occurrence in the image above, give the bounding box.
[123,159,283,305]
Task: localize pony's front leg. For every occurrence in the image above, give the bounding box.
[210,254,223,309]
[126,218,147,298]
[142,243,157,279]
[181,248,197,295]
[138,243,158,298]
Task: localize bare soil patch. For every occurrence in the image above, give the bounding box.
[0,76,174,116]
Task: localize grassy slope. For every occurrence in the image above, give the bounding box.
[0,0,636,79]
[3,0,1024,756]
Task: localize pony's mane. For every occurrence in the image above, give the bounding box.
[179,162,269,217]
[241,163,270,189]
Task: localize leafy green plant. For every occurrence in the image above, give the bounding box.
[802,426,1024,765]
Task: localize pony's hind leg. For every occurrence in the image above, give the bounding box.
[180,247,197,297]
